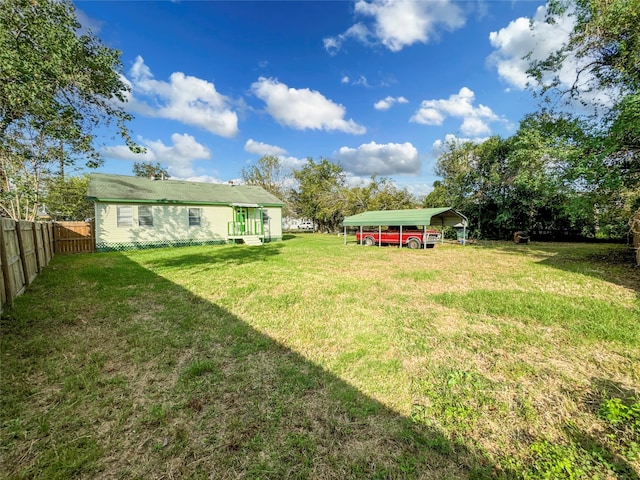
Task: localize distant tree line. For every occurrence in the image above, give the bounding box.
[242,156,419,233]
[1,0,637,241]
[422,0,639,240]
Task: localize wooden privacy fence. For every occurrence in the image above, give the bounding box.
[0,219,95,311]
[0,219,54,311]
[54,221,95,254]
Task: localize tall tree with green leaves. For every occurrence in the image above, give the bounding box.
[241,155,291,215]
[423,181,452,209]
[528,0,640,232]
[291,158,347,232]
[0,0,141,220]
[42,175,94,221]
[345,175,417,216]
[433,115,597,239]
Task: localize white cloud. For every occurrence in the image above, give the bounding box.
[123,56,239,138]
[410,87,499,136]
[75,8,104,34]
[403,182,435,198]
[244,139,287,156]
[251,77,366,134]
[432,133,489,153]
[488,6,573,90]
[487,5,614,107]
[324,23,372,55]
[334,141,420,176]
[325,0,465,53]
[182,175,226,184]
[103,133,211,178]
[351,75,371,87]
[460,117,491,136]
[279,155,308,172]
[374,96,409,111]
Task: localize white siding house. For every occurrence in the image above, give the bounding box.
[87,174,284,251]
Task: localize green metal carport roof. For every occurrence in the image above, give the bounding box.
[342,207,468,227]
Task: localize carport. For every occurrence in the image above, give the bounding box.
[342,207,468,248]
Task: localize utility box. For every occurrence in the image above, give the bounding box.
[453,222,468,244]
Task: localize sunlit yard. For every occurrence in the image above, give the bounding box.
[1,235,639,479]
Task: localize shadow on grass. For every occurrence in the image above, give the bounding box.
[483,241,640,297]
[143,240,285,270]
[0,249,513,479]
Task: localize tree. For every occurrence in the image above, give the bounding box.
[530,0,640,101]
[433,116,598,239]
[42,175,94,221]
[0,0,141,220]
[241,155,291,215]
[345,176,417,216]
[291,158,347,232]
[133,162,170,179]
[423,181,452,208]
[528,0,640,236]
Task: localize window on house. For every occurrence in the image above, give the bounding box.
[189,208,201,226]
[138,205,153,227]
[117,206,133,227]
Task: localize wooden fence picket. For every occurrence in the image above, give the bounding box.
[0,218,27,306]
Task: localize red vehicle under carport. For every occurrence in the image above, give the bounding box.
[356,227,440,249]
[342,207,468,250]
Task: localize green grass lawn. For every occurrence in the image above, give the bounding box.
[1,235,639,479]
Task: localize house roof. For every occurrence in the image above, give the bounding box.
[342,208,468,227]
[87,173,285,207]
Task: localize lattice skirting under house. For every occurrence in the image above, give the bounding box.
[96,239,227,252]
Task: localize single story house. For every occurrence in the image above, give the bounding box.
[342,207,468,245]
[87,173,285,251]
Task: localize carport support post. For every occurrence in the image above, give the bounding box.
[378,225,381,247]
[423,225,427,249]
[359,226,363,246]
[344,225,347,245]
[399,225,402,249]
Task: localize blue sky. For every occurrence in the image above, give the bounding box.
[75,0,580,197]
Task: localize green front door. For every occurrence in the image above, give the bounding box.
[236,208,248,234]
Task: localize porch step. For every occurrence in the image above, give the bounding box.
[243,236,263,246]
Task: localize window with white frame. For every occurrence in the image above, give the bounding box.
[138,205,153,227]
[189,207,201,227]
[117,206,133,227]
